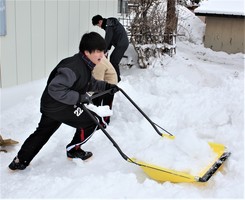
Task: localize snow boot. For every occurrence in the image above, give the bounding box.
[8,157,28,170]
[67,148,93,160]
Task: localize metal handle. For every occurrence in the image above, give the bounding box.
[81,104,130,161]
[90,89,114,100]
[118,87,173,137]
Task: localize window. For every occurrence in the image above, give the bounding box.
[118,0,128,14]
[0,0,6,36]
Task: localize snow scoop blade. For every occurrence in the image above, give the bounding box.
[161,133,175,140]
[130,142,231,183]
[197,142,231,182]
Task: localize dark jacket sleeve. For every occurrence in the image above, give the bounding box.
[105,26,113,51]
[48,67,79,105]
[88,76,107,92]
[105,18,119,51]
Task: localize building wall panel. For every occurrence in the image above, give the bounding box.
[57,0,69,62]
[1,0,17,87]
[15,0,32,85]
[88,0,99,31]
[31,0,45,80]
[79,0,90,36]
[45,0,58,75]
[1,0,118,88]
[68,0,80,55]
[204,16,244,54]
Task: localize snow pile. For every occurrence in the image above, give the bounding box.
[195,0,245,16]
[86,104,113,117]
[0,39,243,199]
[134,131,216,175]
[177,5,205,44]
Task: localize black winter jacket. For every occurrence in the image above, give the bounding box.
[102,18,129,51]
[41,52,106,112]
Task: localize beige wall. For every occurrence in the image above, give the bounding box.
[0,0,118,88]
[204,16,245,54]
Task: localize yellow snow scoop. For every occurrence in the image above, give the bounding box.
[130,142,230,183]
[83,88,231,183]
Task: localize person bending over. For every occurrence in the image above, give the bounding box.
[92,14,129,82]
[9,32,118,170]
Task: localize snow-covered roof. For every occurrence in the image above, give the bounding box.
[194,0,245,17]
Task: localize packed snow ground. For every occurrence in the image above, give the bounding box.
[1,40,244,199]
[1,7,244,200]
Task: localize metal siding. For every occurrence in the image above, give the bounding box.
[15,0,32,85]
[230,18,244,53]
[68,0,80,55]
[105,0,119,17]
[79,0,90,36]
[57,0,69,61]
[1,0,17,87]
[89,0,99,31]
[98,0,107,17]
[31,0,45,80]
[1,0,118,88]
[45,0,58,75]
[204,16,244,54]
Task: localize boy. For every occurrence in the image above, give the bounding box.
[9,32,118,170]
[92,15,129,82]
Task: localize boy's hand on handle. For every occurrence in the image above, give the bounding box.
[105,83,119,94]
[80,93,91,104]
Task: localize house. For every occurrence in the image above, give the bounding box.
[0,0,121,88]
[194,0,245,54]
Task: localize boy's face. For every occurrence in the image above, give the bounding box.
[84,50,104,65]
[97,20,103,28]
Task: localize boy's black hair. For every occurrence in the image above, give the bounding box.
[79,32,106,53]
[92,15,103,25]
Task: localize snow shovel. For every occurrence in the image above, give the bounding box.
[82,88,231,183]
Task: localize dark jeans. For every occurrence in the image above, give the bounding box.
[17,104,98,165]
[110,44,129,82]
